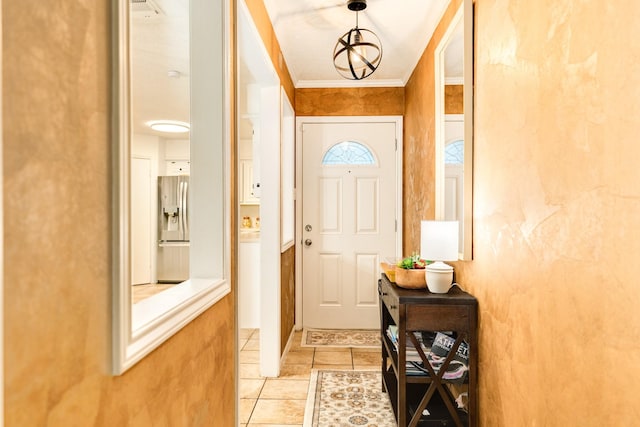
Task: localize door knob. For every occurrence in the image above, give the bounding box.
[304,239,312,247]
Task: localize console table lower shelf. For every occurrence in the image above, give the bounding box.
[383,367,468,426]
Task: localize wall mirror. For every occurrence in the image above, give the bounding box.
[435,0,473,260]
[112,0,231,375]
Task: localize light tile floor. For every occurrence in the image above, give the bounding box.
[239,328,381,426]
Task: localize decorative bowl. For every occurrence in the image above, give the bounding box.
[394,268,427,289]
[380,262,397,282]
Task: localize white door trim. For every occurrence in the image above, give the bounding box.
[294,116,403,329]
[258,84,281,377]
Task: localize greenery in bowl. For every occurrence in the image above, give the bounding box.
[397,253,431,270]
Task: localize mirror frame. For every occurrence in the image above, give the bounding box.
[112,0,231,375]
[434,0,473,260]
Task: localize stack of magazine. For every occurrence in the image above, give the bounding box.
[386,326,469,383]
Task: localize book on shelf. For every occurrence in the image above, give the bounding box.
[387,326,429,360]
[425,332,469,384]
[386,327,469,383]
[386,325,399,347]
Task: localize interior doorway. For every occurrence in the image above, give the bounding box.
[237,0,281,378]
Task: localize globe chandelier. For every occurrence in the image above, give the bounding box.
[333,0,382,80]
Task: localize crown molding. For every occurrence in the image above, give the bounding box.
[295,78,405,89]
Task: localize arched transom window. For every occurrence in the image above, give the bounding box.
[445,139,464,164]
[322,141,377,165]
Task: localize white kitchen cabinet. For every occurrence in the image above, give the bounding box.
[240,159,260,205]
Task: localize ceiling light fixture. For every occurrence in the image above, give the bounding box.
[146,120,190,133]
[333,0,382,80]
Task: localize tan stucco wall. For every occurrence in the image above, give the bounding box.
[407,0,640,424]
[462,0,640,423]
[3,1,236,425]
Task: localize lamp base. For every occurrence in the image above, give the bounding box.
[425,261,454,293]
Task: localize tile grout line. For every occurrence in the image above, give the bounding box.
[247,379,267,425]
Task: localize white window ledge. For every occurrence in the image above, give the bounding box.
[123,279,230,371]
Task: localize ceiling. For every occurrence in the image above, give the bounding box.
[130,0,190,138]
[261,0,455,87]
[129,0,463,139]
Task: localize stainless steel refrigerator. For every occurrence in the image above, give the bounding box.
[157,176,189,283]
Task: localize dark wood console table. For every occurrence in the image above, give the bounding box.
[379,273,478,426]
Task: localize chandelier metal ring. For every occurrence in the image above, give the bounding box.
[333,27,382,80]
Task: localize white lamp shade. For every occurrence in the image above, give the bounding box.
[420,220,459,262]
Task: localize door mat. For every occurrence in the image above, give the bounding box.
[303,370,395,427]
[301,329,380,348]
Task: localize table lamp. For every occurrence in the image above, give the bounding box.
[420,220,459,293]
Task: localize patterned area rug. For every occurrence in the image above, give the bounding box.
[303,370,396,427]
[301,329,381,348]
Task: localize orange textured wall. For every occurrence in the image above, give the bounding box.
[445,85,464,114]
[295,87,404,116]
[280,246,295,352]
[408,0,640,425]
[244,0,295,104]
[3,1,236,425]
[403,0,463,254]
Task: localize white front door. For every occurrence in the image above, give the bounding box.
[301,120,399,329]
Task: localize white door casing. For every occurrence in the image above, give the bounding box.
[298,118,402,329]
